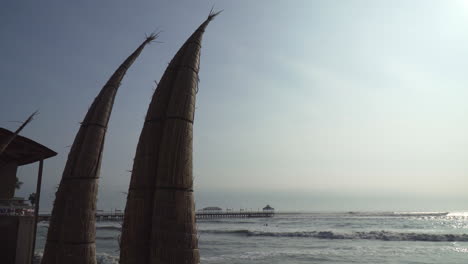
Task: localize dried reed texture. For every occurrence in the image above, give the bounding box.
[41,35,156,264]
[0,111,37,156]
[120,12,219,264]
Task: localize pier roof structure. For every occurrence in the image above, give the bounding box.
[0,128,57,166]
[202,206,223,211]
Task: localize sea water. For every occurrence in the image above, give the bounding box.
[34,212,468,263]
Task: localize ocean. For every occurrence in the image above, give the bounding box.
[34,212,468,263]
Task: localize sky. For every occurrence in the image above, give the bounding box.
[2,0,468,212]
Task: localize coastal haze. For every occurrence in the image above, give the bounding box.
[3,0,468,213]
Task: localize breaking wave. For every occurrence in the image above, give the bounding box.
[34,252,119,264]
[96,235,119,240]
[200,229,468,242]
[391,212,449,217]
[38,223,121,231]
[96,225,121,231]
[343,212,449,217]
[197,219,254,224]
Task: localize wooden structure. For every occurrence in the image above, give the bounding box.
[41,35,156,264]
[0,111,37,156]
[0,127,57,264]
[196,211,274,219]
[39,210,274,222]
[201,206,223,212]
[120,12,219,264]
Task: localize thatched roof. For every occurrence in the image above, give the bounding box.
[0,128,56,166]
[202,207,223,211]
[0,111,37,156]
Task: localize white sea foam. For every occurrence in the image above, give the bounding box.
[34,213,468,263]
[447,212,468,217]
[200,229,468,242]
[96,225,121,231]
[96,253,119,264]
[392,212,448,217]
[34,251,119,264]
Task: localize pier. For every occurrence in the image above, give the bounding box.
[196,211,274,219]
[38,210,274,222]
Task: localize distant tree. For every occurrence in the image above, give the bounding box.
[29,193,36,206]
[15,177,23,190]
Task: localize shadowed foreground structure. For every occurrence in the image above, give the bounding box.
[0,128,57,264]
[41,35,156,264]
[0,111,37,156]
[120,12,219,264]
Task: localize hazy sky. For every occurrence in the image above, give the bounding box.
[3,0,468,212]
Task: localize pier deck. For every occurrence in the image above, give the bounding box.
[197,211,274,219]
[38,211,274,222]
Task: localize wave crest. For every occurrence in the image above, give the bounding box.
[96,225,121,231]
[200,229,468,242]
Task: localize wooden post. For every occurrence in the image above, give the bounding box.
[31,159,43,263]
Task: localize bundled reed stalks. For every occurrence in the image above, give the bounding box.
[119,11,219,264]
[41,34,156,264]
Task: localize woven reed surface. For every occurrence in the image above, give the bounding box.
[120,16,216,264]
[41,37,153,264]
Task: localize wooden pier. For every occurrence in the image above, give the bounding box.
[38,211,274,222]
[196,211,274,219]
